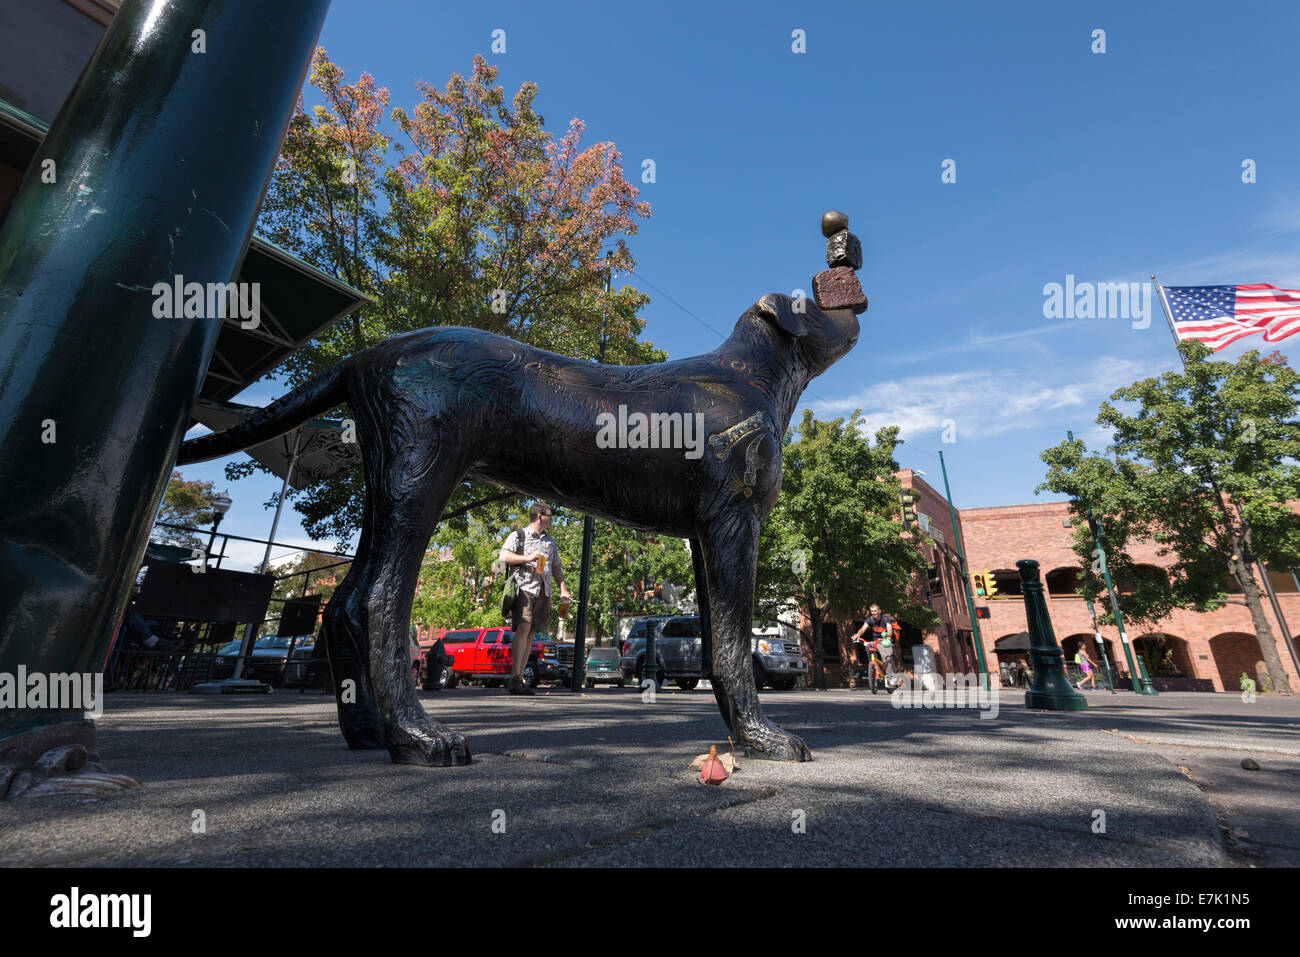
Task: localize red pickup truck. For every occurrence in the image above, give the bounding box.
[425,627,571,690]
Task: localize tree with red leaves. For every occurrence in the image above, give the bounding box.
[242,51,658,543]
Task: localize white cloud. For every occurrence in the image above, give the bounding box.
[1158,248,1300,289]
[808,356,1169,443]
[892,319,1091,364]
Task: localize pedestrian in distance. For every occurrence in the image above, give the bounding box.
[499,503,572,695]
[1075,643,1098,690]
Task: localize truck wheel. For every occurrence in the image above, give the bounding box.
[523,661,539,689]
[586,678,595,689]
[676,678,699,690]
[752,660,767,691]
[447,672,459,689]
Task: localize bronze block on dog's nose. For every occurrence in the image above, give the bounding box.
[812,266,868,314]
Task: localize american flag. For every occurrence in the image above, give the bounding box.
[1162,283,1300,351]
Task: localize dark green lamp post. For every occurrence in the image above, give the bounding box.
[0,0,331,761]
[1018,560,1087,711]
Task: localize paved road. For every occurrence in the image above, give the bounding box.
[1,686,1295,867]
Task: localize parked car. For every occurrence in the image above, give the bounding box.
[584,647,624,687]
[213,634,316,687]
[439,626,569,689]
[751,631,807,690]
[617,617,806,691]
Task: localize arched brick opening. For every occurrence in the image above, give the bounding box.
[1209,632,1259,692]
[988,569,1023,598]
[1045,566,1081,595]
[1133,633,1193,678]
[1059,632,1093,657]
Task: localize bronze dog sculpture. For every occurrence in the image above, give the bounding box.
[179,213,866,766]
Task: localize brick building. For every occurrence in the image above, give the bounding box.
[887,470,1300,693]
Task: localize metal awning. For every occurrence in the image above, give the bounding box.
[190,397,362,487]
[0,97,368,407]
[993,632,1031,653]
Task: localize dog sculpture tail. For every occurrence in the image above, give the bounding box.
[177,358,352,465]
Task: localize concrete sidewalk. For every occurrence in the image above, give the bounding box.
[1,687,1296,867]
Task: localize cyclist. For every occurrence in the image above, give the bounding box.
[851,604,897,685]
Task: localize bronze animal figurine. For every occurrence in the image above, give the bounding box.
[179,215,865,766]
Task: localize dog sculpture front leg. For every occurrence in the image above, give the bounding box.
[698,514,812,761]
[691,536,731,729]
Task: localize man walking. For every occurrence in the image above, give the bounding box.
[499,503,572,695]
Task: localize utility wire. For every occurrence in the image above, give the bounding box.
[626,266,834,405]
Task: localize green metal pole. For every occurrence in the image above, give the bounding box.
[1064,431,1154,695]
[1084,513,1156,694]
[938,451,989,689]
[1085,598,1117,694]
[569,263,610,692]
[1019,560,1087,710]
[0,0,331,745]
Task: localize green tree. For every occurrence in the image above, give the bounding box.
[232,50,659,544]
[549,516,693,642]
[153,471,226,550]
[756,411,936,689]
[411,499,528,632]
[411,503,693,642]
[268,550,352,605]
[1039,343,1300,694]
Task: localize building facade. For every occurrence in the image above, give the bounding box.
[893,471,1300,693]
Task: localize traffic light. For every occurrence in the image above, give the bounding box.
[985,574,1000,597]
[973,573,986,597]
[899,489,919,527]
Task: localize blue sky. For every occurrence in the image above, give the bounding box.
[181,0,1300,570]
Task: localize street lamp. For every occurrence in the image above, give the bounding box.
[206,493,233,562]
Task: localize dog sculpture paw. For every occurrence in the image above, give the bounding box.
[386,719,473,767]
[737,718,813,762]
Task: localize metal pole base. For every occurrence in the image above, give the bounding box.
[1025,647,1088,711]
[190,678,271,695]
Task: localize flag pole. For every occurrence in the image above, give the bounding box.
[1151,274,1188,370]
[1152,275,1300,687]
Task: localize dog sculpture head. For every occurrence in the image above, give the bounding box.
[748,293,861,379]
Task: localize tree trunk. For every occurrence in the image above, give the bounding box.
[837,612,862,689]
[807,601,825,690]
[1230,554,1294,695]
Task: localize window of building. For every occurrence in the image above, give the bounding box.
[821,621,840,662]
[1045,567,1080,595]
[1268,567,1300,594]
[927,565,943,596]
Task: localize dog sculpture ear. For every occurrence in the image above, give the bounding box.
[754,293,806,339]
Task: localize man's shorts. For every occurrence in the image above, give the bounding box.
[511,588,551,634]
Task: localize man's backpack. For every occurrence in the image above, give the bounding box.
[500,528,524,620]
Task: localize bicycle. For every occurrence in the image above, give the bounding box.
[854,637,898,694]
